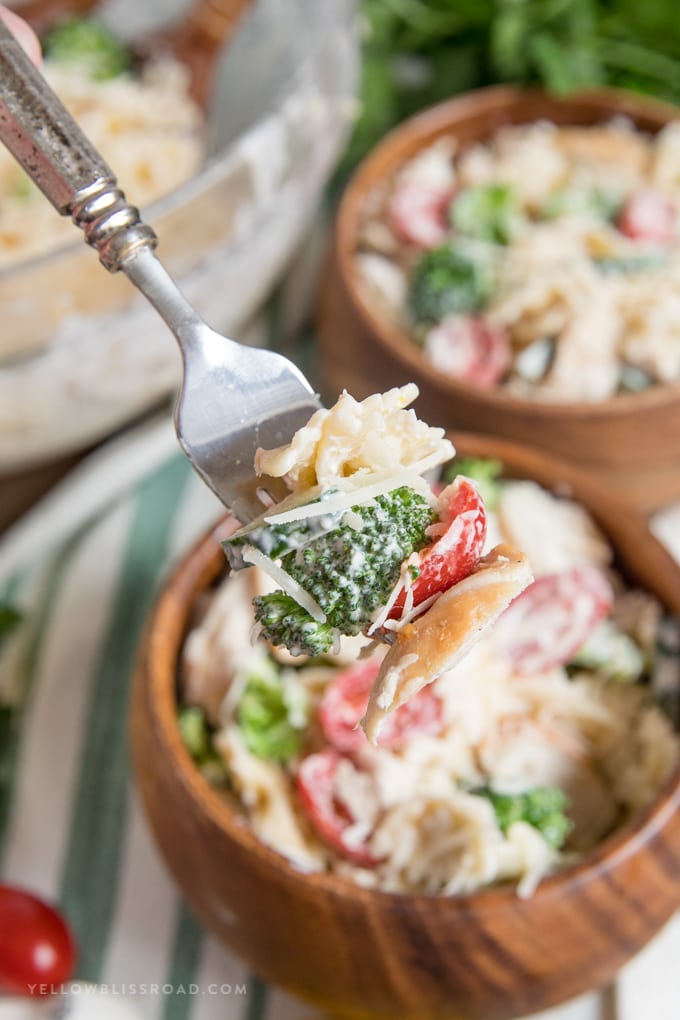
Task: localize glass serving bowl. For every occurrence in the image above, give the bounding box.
[0,0,358,472]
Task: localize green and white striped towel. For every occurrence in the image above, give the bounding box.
[1,411,679,1020]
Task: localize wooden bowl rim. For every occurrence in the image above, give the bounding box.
[135,431,680,913]
[335,84,680,420]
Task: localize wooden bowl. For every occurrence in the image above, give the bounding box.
[318,85,680,514]
[131,434,680,1020]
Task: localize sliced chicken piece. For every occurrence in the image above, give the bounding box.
[362,544,533,743]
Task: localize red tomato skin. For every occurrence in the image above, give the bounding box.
[318,659,443,753]
[617,189,676,244]
[0,884,76,996]
[497,566,614,675]
[296,749,380,867]
[388,180,453,249]
[389,476,487,617]
[424,315,511,388]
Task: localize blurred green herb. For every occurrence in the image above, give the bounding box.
[442,456,504,510]
[341,0,680,176]
[42,16,132,80]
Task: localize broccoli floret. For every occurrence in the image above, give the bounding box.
[43,16,132,80]
[442,456,503,511]
[450,184,523,244]
[237,659,308,763]
[254,486,435,655]
[408,244,492,325]
[224,494,345,568]
[477,786,572,849]
[254,592,337,657]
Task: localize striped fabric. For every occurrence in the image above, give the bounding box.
[1,429,679,1020]
[0,450,299,1020]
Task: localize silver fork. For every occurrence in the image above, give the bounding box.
[0,20,322,524]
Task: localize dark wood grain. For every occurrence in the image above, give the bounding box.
[131,435,680,1020]
[318,85,680,514]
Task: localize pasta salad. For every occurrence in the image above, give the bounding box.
[222,385,532,740]
[178,452,680,897]
[354,119,680,401]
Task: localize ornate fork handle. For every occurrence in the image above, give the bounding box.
[0,18,156,271]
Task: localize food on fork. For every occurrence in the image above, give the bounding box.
[222,385,532,739]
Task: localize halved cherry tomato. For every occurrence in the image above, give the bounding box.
[318,659,443,752]
[0,884,77,995]
[389,476,487,617]
[496,565,614,676]
[617,189,676,244]
[388,180,453,249]
[423,315,511,388]
[296,749,381,866]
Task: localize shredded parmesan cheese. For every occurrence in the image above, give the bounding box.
[241,545,326,623]
[263,470,434,527]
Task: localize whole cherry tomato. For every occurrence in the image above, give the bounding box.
[0,883,77,995]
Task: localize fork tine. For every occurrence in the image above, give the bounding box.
[177,390,320,524]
